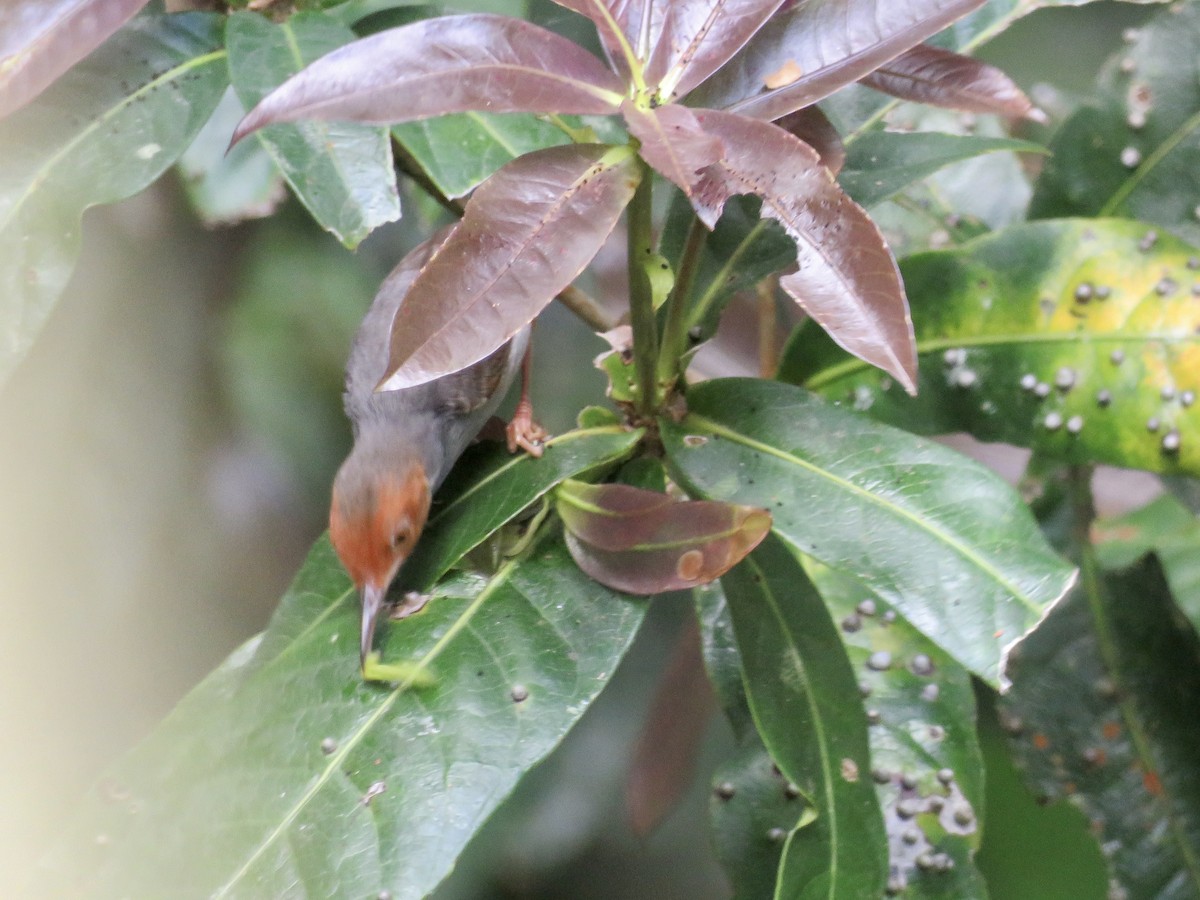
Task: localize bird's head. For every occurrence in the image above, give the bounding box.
[329,452,431,665]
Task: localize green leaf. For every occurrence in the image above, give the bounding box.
[998,553,1200,900]
[840,130,1046,209]
[400,425,643,590]
[0,12,227,384]
[1030,2,1200,245]
[709,737,814,900]
[1093,493,1200,632]
[177,87,284,225]
[721,536,888,898]
[662,378,1076,686]
[784,219,1200,476]
[37,533,646,898]
[392,111,571,200]
[226,10,399,248]
[809,564,988,899]
[662,192,796,341]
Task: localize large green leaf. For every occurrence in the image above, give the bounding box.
[783,219,1200,476]
[1093,493,1200,633]
[0,12,227,384]
[998,552,1200,900]
[810,564,987,899]
[400,425,643,590]
[1030,2,1200,245]
[662,378,1076,686]
[392,111,571,200]
[36,533,645,899]
[721,536,888,899]
[226,10,399,248]
[839,130,1045,210]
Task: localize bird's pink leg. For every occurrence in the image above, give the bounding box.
[506,341,547,457]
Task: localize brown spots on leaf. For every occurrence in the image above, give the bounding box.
[1143,770,1163,796]
[1032,732,1051,751]
[676,549,705,582]
[1102,721,1122,741]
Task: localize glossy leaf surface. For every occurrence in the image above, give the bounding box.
[38,534,646,899]
[0,0,150,119]
[232,14,625,145]
[0,13,226,384]
[1030,2,1200,245]
[227,11,398,248]
[553,0,662,81]
[380,143,639,391]
[839,130,1044,209]
[690,0,985,121]
[860,44,1037,120]
[401,425,643,590]
[644,0,785,101]
[811,564,988,898]
[393,112,571,200]
[662,378,1076,686]
[999,554,1200,900]
[784,219,1200,476]
[693,109,918,393]
[721,536,887,898]
[556,479,770,593]
[621,101,722,201]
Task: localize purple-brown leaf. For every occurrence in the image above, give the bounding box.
[0,0,150,119]
[232,15,625,145]
[553,0,662,82]
[861,44,1040,121]
[378,144,639,392]
[621,100,723,207]
[689,0,985,121]
[693,109,917,393]
[557,479,771,594]
[644,0,785,102]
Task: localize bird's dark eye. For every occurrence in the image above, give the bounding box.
[392,529,410,548]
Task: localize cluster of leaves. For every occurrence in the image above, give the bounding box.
[4,0,1200,898]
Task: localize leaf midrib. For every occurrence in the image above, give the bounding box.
[211,556,522,897]
[683,411,1044,616]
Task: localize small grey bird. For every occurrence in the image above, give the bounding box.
[328,236,543,670]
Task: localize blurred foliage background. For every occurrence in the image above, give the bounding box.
[0,2,1159,896]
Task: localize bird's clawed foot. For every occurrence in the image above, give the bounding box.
[506,398,548,458]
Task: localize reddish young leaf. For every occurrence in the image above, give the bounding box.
[378,144,639,392]
[232,15,625,145]
[0,0,150,119]
[643,0,785,102]
[621,100,723,205]
[693,109,917,393]
[860,44,1041,121]
[556,479,771,594]
[553,0,661,82]
[690,0,984,121]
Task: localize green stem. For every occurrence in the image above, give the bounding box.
[657,214,708,388]
[627,161,659,417]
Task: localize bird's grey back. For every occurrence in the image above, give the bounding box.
[343,251,527,489]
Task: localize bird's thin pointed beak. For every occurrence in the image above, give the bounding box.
[360,582,388,665]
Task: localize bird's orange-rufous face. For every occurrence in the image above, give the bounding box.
[329,462,431,663]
